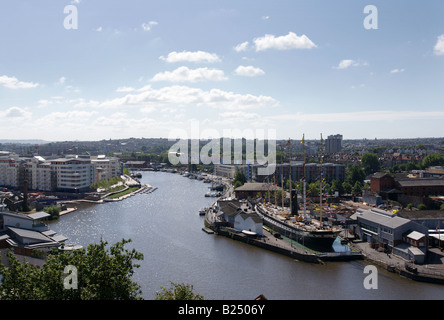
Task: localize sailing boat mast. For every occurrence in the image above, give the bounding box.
[281,143,284,208]
[288,138,292,215]
[319,133,323,227]
[302,134,306,215]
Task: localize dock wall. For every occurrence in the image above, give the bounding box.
[214,228,320,263]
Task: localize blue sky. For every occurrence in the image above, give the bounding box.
[0,0,443,141]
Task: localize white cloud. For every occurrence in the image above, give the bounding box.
[76,84,278,111]
[234,65,265,77]
[59,76,66,84]
[159,51,221,63]
[3,106,31,119]
[0,75,39,89]
[390,68,405,74]
[95,26,103,32]
[116,86,136,92]
[234,41,249,52]
[271,110,444,123]
[151,66,227,83]
[261,16,270,20]
[334,59,367,69]
[220,111,260,120]
[433,34,444,56]
[253,32,317,51]
[141,21,158,31]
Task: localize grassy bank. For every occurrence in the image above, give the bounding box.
[107,186,140,199]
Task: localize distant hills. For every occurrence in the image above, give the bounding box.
[0,139,50,144]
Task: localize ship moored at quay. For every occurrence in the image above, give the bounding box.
[255,203,342,252]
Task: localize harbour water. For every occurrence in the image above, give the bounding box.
[50,171,444,300]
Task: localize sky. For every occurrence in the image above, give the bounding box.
[0,0,443,141]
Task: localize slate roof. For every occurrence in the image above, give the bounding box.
[351,208,411,229]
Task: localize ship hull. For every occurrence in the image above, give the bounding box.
[257,206,340,251]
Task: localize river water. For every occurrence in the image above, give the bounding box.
[49,171,444,300]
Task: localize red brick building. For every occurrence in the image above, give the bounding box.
[370,172,444,203]
[370,173,395,193]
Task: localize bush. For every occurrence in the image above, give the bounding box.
[417,204,427,210]
[43,205,61,220]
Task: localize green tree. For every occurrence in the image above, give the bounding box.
[440,203,444,211]
[308,181,320,197]
[155,282,204,300]
[345,165,366,185]
[342,181,352,195]
[361,153,380,176]
[233,180,243,189]
[233,171,247,186]
[0,238,144,300]
[352,181,363,195]
[422,154,444,169]
[43,205,61,220]
[330,180,344,196]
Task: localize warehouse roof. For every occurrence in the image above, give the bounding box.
[351,208,411,229]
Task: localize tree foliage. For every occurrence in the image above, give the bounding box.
[422,154,444,169]
[361,153,380,176]
[0,238,144,300]
[345,164,366,185]
[43,204,61,220]
[155,282,204,300]
[233,171,247,187]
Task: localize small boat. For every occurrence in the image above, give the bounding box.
[199,208,206,216]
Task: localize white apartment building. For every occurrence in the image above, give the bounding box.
[24,157,52,191]
[0,152,121,193]
[0,152,20,188]
[50,157,93,193]
[91,155,121,184]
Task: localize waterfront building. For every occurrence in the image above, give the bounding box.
[215,199,263,235]
[234,183,282,200]
[350,208,428,263]
[234,212,263,236]
[50,157,93,193]
[91,155,121,184]
[214,164,252,180]
[0,152,122,193]
[0,209,68,263]
[0,152,20,189]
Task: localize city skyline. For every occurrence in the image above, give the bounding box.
[1,1,444,141]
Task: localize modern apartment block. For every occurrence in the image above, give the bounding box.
[325,134,343,154]
[273,162,345,184]
[0,151,122,193]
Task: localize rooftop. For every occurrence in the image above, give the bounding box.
[235,183,280,192]
[351,208,411,229]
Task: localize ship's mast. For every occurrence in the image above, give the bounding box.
[302,134,306,215]
[319,133,323,227]
[288,138,292,215]
[281,143,284,209]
